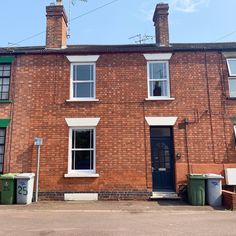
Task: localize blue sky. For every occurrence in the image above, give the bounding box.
[0,0,236,47]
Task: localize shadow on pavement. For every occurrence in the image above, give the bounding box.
[155,199,189,206]
[154,199,226,211]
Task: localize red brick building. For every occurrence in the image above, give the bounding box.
[1,2,236,200]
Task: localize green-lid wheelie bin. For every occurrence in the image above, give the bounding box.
[188,174,206,206]
[0,173,17,204]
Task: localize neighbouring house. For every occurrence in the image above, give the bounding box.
[1,1,236,200]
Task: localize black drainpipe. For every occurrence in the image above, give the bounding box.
[204,49,216,163]
[184,118,191,174]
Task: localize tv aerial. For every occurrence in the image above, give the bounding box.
[56,0,87,5]
[128,34,154,44]
[67,0,88,38]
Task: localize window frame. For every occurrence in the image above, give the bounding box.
[0,128,6,174]
[226,59,236,97]
[70,62,96,101]
[147,61,170,99]
[0,63,11,100]
[227,59,236,77]
[68,127,96,174]
[228,78,236,97]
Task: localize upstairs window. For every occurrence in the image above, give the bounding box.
[227,59,236,97]
[71,63,95,99]
[67,55,100,101]
[0,64,11,100]
[148,61,170,98]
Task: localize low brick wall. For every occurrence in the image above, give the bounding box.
[37,191,151,201]
[38,192,64,201]
[222,190,236,210]
[98,191,151,201]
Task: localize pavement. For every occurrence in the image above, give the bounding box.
[0,200,235,236]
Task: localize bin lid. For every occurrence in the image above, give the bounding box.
[204,173,224,179]
[188,174,206,179]
[0,173,18,179]
[15,173,35,179]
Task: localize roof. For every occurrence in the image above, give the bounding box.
[1,42,236,55]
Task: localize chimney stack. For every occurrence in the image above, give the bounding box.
[46,1,68,48]
[153,3,169,47]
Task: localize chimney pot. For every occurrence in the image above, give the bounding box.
[153,3,169,47]
[56,0,63,6]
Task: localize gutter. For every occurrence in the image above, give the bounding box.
[1,45,236,56]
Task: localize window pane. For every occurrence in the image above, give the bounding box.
[72,150,94,170]
[73,82,94,98]
[0,164,2,173]
[73,65,93,81]
[73,129,93,149]
[1,93,9,100]
[2,85,9,92]
[0,129,5,137]
[3,65,10,71]
[228,60,236,75]
[151,127,171,138]
[72,130,75,149]
[149,63,167,80]
[229,79,236,97]
[3,78,9,85]
[0,146,4,154]
[0,154,3,163]
[3,71,10,77]
[149,81,168,96]
[0,137,5,144]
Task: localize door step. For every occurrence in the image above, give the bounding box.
[150,192,181,199]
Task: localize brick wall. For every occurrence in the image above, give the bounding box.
[153,4,169,46]
[46,5,67,48]
[2,51,236,199]
[222,190,236,210]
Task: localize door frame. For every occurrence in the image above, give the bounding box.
[150,126,176,192]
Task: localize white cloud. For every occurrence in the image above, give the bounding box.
[138,0,210,23]
[170,0,210,13]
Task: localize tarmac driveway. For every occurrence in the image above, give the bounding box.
[0,200,235,236]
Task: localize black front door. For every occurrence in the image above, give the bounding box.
[150,127,174,191]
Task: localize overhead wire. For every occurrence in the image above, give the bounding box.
[5,0,236,46]
[214,30,236,42]
[7,0,120,47]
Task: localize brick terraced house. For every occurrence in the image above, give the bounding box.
[1,1,236,200]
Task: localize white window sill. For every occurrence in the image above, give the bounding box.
[66,99,99,102]
[64,173,99,178]
[145,97,175,101]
